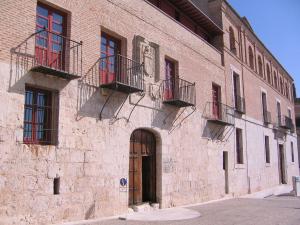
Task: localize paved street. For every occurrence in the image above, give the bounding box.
[93,195,300,225]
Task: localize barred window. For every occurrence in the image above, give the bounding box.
[265,136,270,164]
[236,128,244,164]
[23,86,58,145]
[291,142,295,163]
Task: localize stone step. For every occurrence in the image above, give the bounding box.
[130,202,159,212]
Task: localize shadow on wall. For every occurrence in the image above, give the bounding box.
[150,94,197,133]
[9,51,68,94]
[202,121,234,142]
[85,202,95,220]
[76,79,129,122]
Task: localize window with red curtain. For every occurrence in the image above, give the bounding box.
[164,59,176,100]
[35,3,66,70]
[23,87,53,144]
[100,33,121,84]
[212,84,221,119]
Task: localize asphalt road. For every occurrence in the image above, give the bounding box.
[93,194,300,225]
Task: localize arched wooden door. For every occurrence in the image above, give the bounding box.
[129,129,156,205]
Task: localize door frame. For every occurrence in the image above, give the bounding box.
[278,144,287,184]
[129,129,158,206]
[223,151,229,194]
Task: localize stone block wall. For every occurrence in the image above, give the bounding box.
[0,0,298,224]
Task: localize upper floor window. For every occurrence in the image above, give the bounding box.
[266,64,271,84]
[36,3,66,70]
[164,58,177,101]
[248,46,254,70]
[100,33,121,85]
[280,77,284,94]
[277,101,281,125]
[23,86,58,145]
[274,72,278,89]
[288,108,292,119]
[296,118,300,128]
[262,92,269,124]
[291,84,295,100]
[229,27,236,55]
[233,72,241,109]
[258,56,263,77]
[285,83,289,99]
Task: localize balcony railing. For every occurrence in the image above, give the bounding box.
[11,29,82,80]
[277,116,294,130]
[88,54,144,94]
[162,77,196,107]
[235,95,245,114]
[203,102,235,125]
[263,110,272,124]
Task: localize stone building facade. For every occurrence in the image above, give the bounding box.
[0,0,298,224]
[295,98,300,169]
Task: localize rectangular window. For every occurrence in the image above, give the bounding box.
[233,72,241,110]
[164,58,176,101]
[23,87,58,145]
[262,92,268,123]
[265,136,270,163]
[291,142,295,163]
[288,109,292,119]
[277,101,281,125]
[236,128,243,164]
[35,3,66,70]
[212,84,221,119]
[100,33,121,85]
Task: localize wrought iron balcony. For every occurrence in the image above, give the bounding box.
[277,116,294,130]
[93,54,144,94]
[203,102,235,125]
[11,29,82,80]
[234,95,245,114]
[263,110,272,125]
[161,78,196,107]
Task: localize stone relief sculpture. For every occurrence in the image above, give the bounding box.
[141,40,155,78]
[132,35,161,102]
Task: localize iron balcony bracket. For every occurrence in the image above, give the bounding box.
[99,90,115,120]
[127,92,145,122]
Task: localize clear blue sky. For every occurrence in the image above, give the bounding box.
[227,0,300,97]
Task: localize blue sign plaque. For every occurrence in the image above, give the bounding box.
[120,178,127,187]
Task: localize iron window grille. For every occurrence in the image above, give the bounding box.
[23,87,58,145]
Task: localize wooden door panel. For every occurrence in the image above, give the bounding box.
[212,85,220,119]
[129,129,156,205]
[133,155,142,204]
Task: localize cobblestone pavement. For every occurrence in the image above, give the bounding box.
[93,195,300,225]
